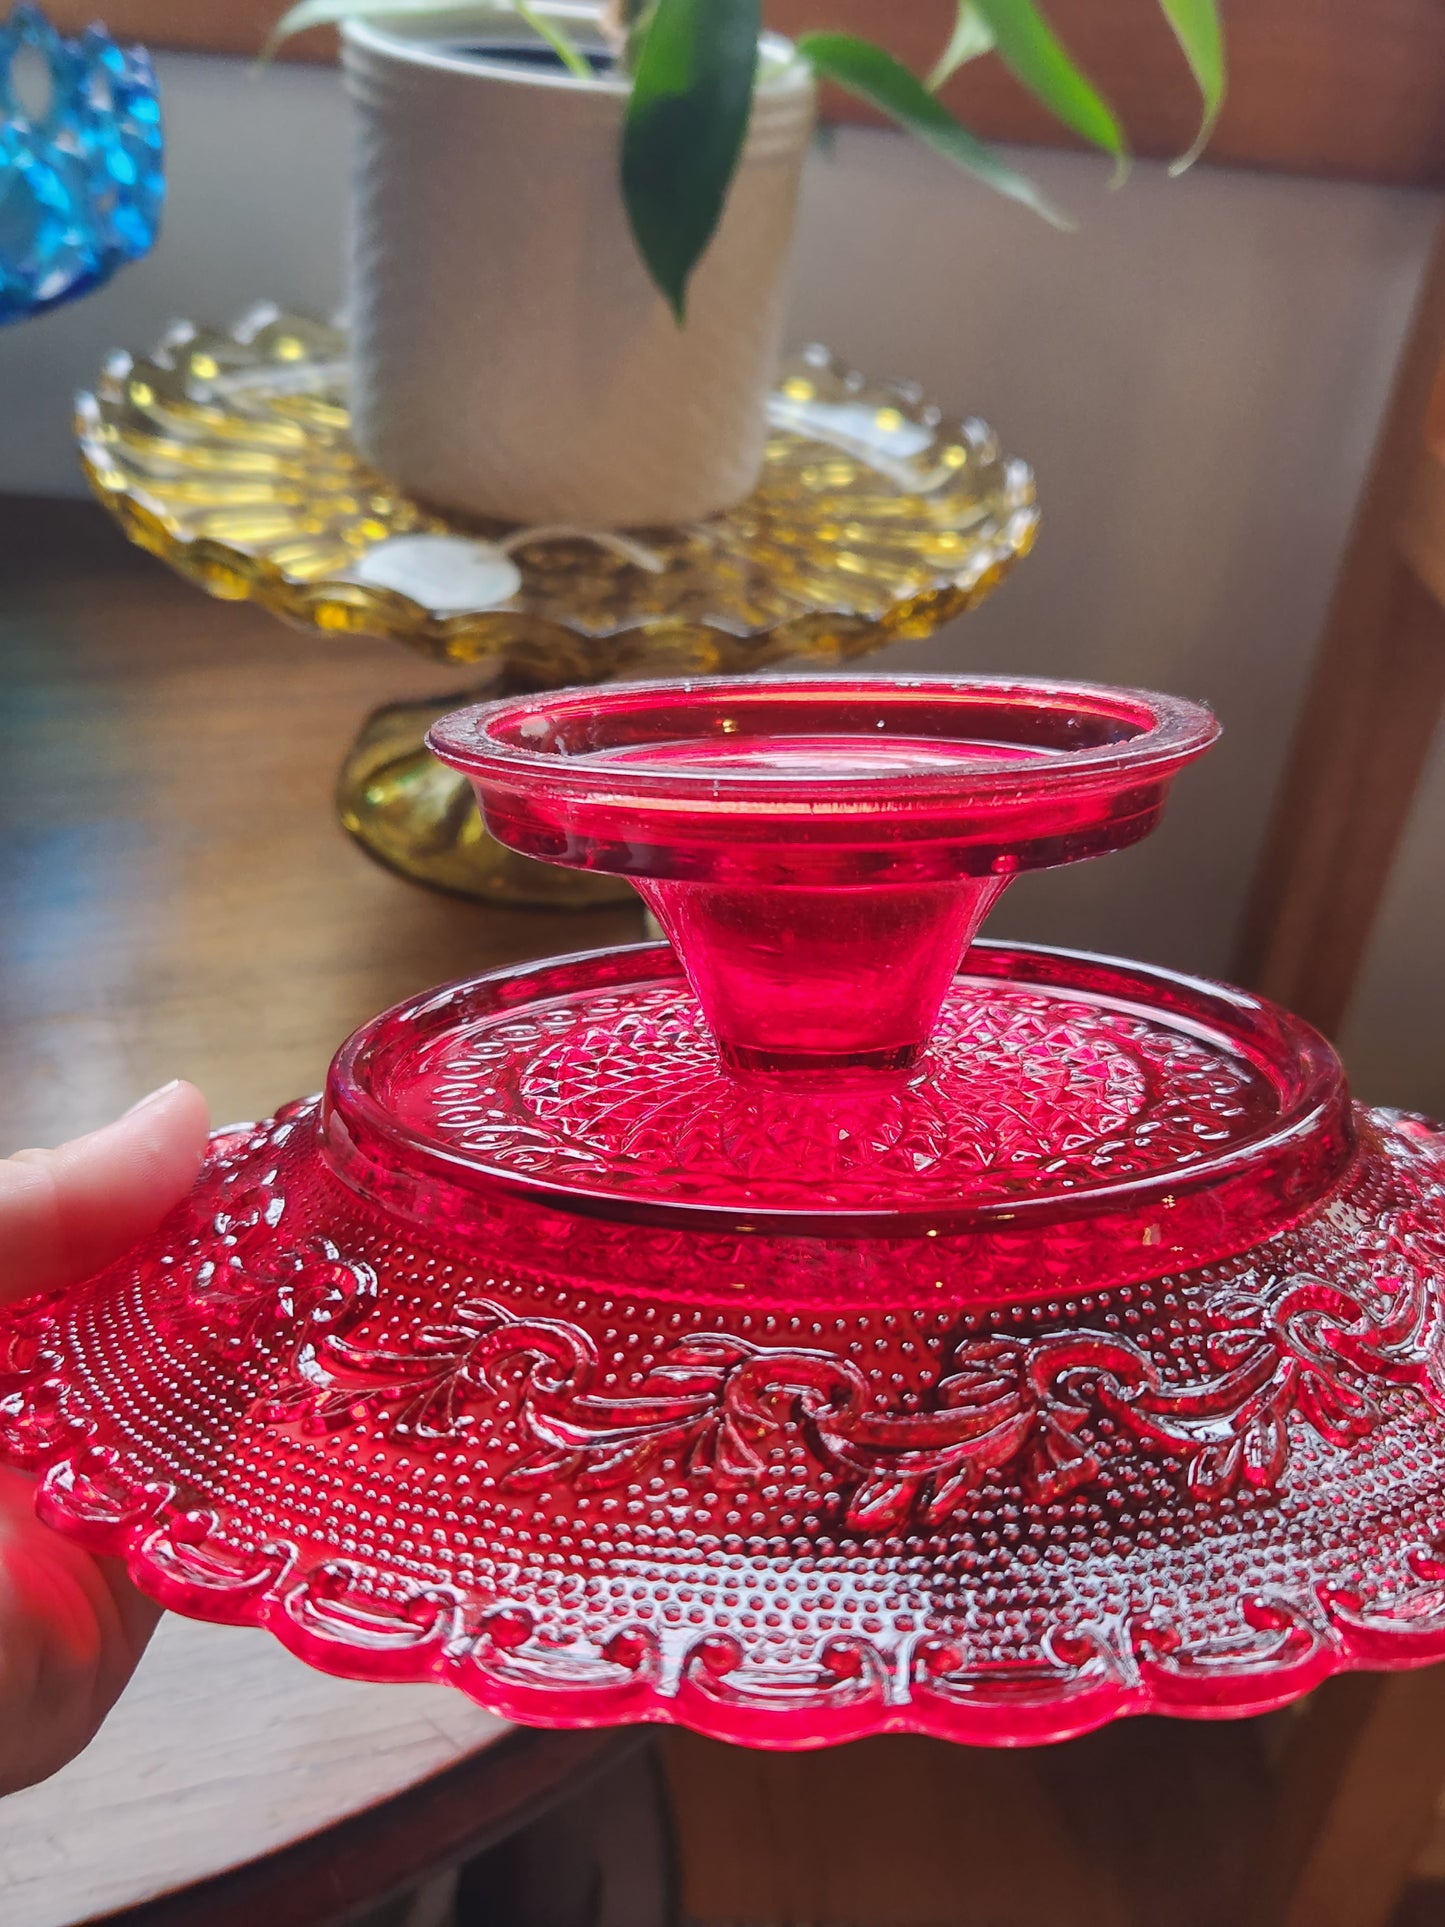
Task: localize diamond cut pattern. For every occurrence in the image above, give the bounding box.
[422,981,1269,1209]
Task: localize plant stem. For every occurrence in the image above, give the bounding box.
[513,0,591,77]
[602,0,654,72]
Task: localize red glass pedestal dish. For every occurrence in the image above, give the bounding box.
[5,676,1445,1750]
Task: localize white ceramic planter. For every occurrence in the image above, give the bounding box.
[341,5,815,529]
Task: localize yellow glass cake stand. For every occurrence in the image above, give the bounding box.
[77,304,1038,905]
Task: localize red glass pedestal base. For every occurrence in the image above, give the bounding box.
[5,942,1445,1749]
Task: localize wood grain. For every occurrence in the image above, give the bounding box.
[1233,219,1445,1033]
[44,0,1445,187]
[0,1614,628,1927]
[0,494,643,1151]
[660,1713,1281,1927]
[1244,1669,1445,1927]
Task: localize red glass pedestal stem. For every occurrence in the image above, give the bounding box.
[636,876,1006,1074]
[430,676,1220,1075]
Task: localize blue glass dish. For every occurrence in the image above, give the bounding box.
[0,3,163,323]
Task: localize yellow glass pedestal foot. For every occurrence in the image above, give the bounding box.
[337,692,637,908]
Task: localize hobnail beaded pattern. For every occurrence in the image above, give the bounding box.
[0,5,163,324]
[5,1099,1445,1747]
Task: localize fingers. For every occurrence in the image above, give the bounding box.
[0,1082,211,1302]
[0,1468,162,1794]
[0,1089,207,1788]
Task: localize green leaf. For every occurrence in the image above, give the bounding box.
[264,0,588,75]
[1157,0,1225,171]
[970,0,1125,171]
[927,3,994,93]
[799,33,1072,229]
[621,0,761,321]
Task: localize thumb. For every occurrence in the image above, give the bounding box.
[0,1083,211,1302]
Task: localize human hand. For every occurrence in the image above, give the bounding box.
[0,1081,209,1793]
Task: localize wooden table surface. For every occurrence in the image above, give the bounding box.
[0,1616,628,1927]
[0,494,643,1147]
[0,494,641,1923]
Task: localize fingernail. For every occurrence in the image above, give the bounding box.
[123,1079,182,1117]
